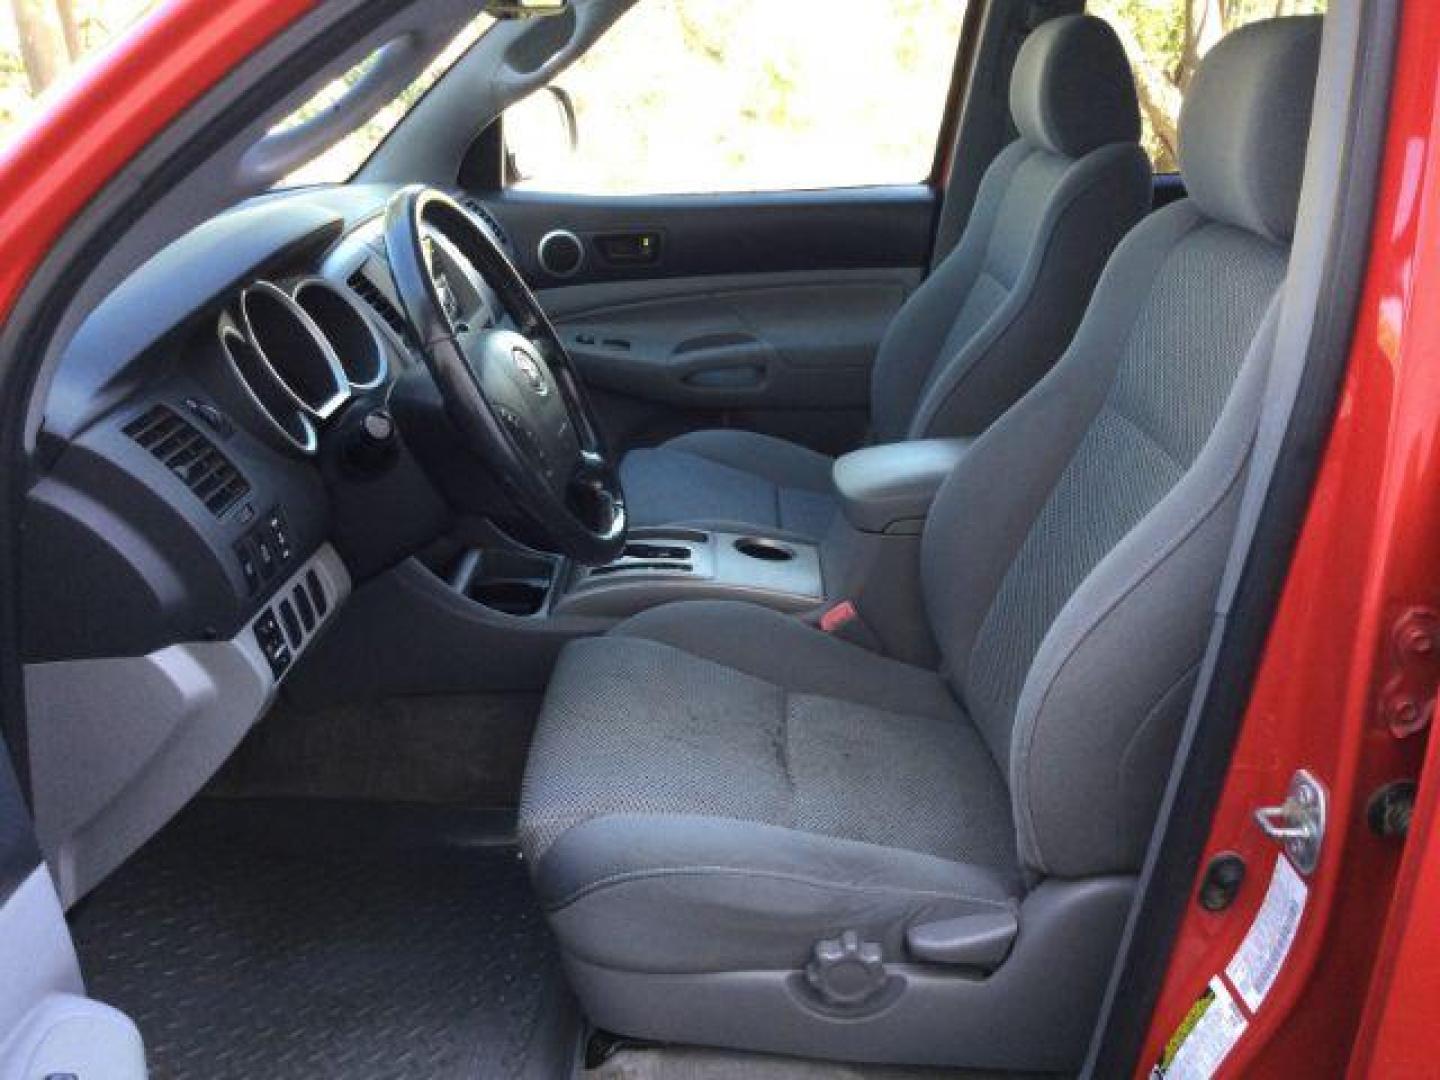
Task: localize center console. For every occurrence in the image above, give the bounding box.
[554,528,824,617]
[430,440,975,629]
[440,527,825,621]
[831,437,973,536]
[287,438,972,710]
[818,437,973,665]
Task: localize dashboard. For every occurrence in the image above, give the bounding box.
[23,183,508,668]
[21,182,517,904]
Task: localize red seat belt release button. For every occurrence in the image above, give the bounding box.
[820,600,859,635]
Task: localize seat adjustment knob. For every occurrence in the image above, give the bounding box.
[804,930,887,1007]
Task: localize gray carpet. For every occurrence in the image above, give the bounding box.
[69,800,575,1080]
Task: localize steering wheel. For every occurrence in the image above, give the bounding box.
[383,186,625,565]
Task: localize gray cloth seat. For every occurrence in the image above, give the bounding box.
[523,601,1022,975]
[521,15,1322,1072]
[618,429,838,539]
[621,14,1151,540]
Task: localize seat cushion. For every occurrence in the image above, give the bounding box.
[620,429,838,540]
[518,601,1019,973]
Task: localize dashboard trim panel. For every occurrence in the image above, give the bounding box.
[24,544,351,907]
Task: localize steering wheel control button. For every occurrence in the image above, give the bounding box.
[254,609,291,678]
[497,406,548,471]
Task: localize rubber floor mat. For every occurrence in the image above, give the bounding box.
[69,801,572,1080]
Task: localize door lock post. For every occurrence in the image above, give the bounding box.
[1253,769,1328,876]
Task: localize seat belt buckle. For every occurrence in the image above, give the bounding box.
[816,600,883,651]
[819,600,860,634]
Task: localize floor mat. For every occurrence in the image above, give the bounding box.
[587,1047,1038,1080]
[69,800,575,1080]
[210,693,542,807]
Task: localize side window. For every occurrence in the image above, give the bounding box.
[1089,0,1326,173]
[504,0,969,196]
[1,1,163,148]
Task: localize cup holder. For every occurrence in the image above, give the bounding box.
[450,547,557,617]
[734,536,796,563]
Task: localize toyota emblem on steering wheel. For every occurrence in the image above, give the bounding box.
[512,347,548,396]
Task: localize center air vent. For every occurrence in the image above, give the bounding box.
[124,404,250,517]
[347,270,409,343]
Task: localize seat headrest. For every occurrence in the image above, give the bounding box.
[1179,16,1323,243]
[1009,15,1141,159]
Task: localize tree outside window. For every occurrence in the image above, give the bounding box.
[1090,0,1326,174]
[2,0,158,137]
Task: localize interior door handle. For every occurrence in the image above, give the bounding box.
[594,231,662,266]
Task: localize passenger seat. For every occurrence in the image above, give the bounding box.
[620,14,1153,540]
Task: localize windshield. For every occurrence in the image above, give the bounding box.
[276,13,495,188]
[0,1,493,184]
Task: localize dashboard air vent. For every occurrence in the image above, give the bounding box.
[125,404,250,517]
[347,270,409,342]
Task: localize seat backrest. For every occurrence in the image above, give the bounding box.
[919,16,1324,880]
[869,14,1151,445]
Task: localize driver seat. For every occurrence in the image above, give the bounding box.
[619,14,1151,540]
[519,16,1321,1071]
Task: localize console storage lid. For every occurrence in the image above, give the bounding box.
[832,438,972,534]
